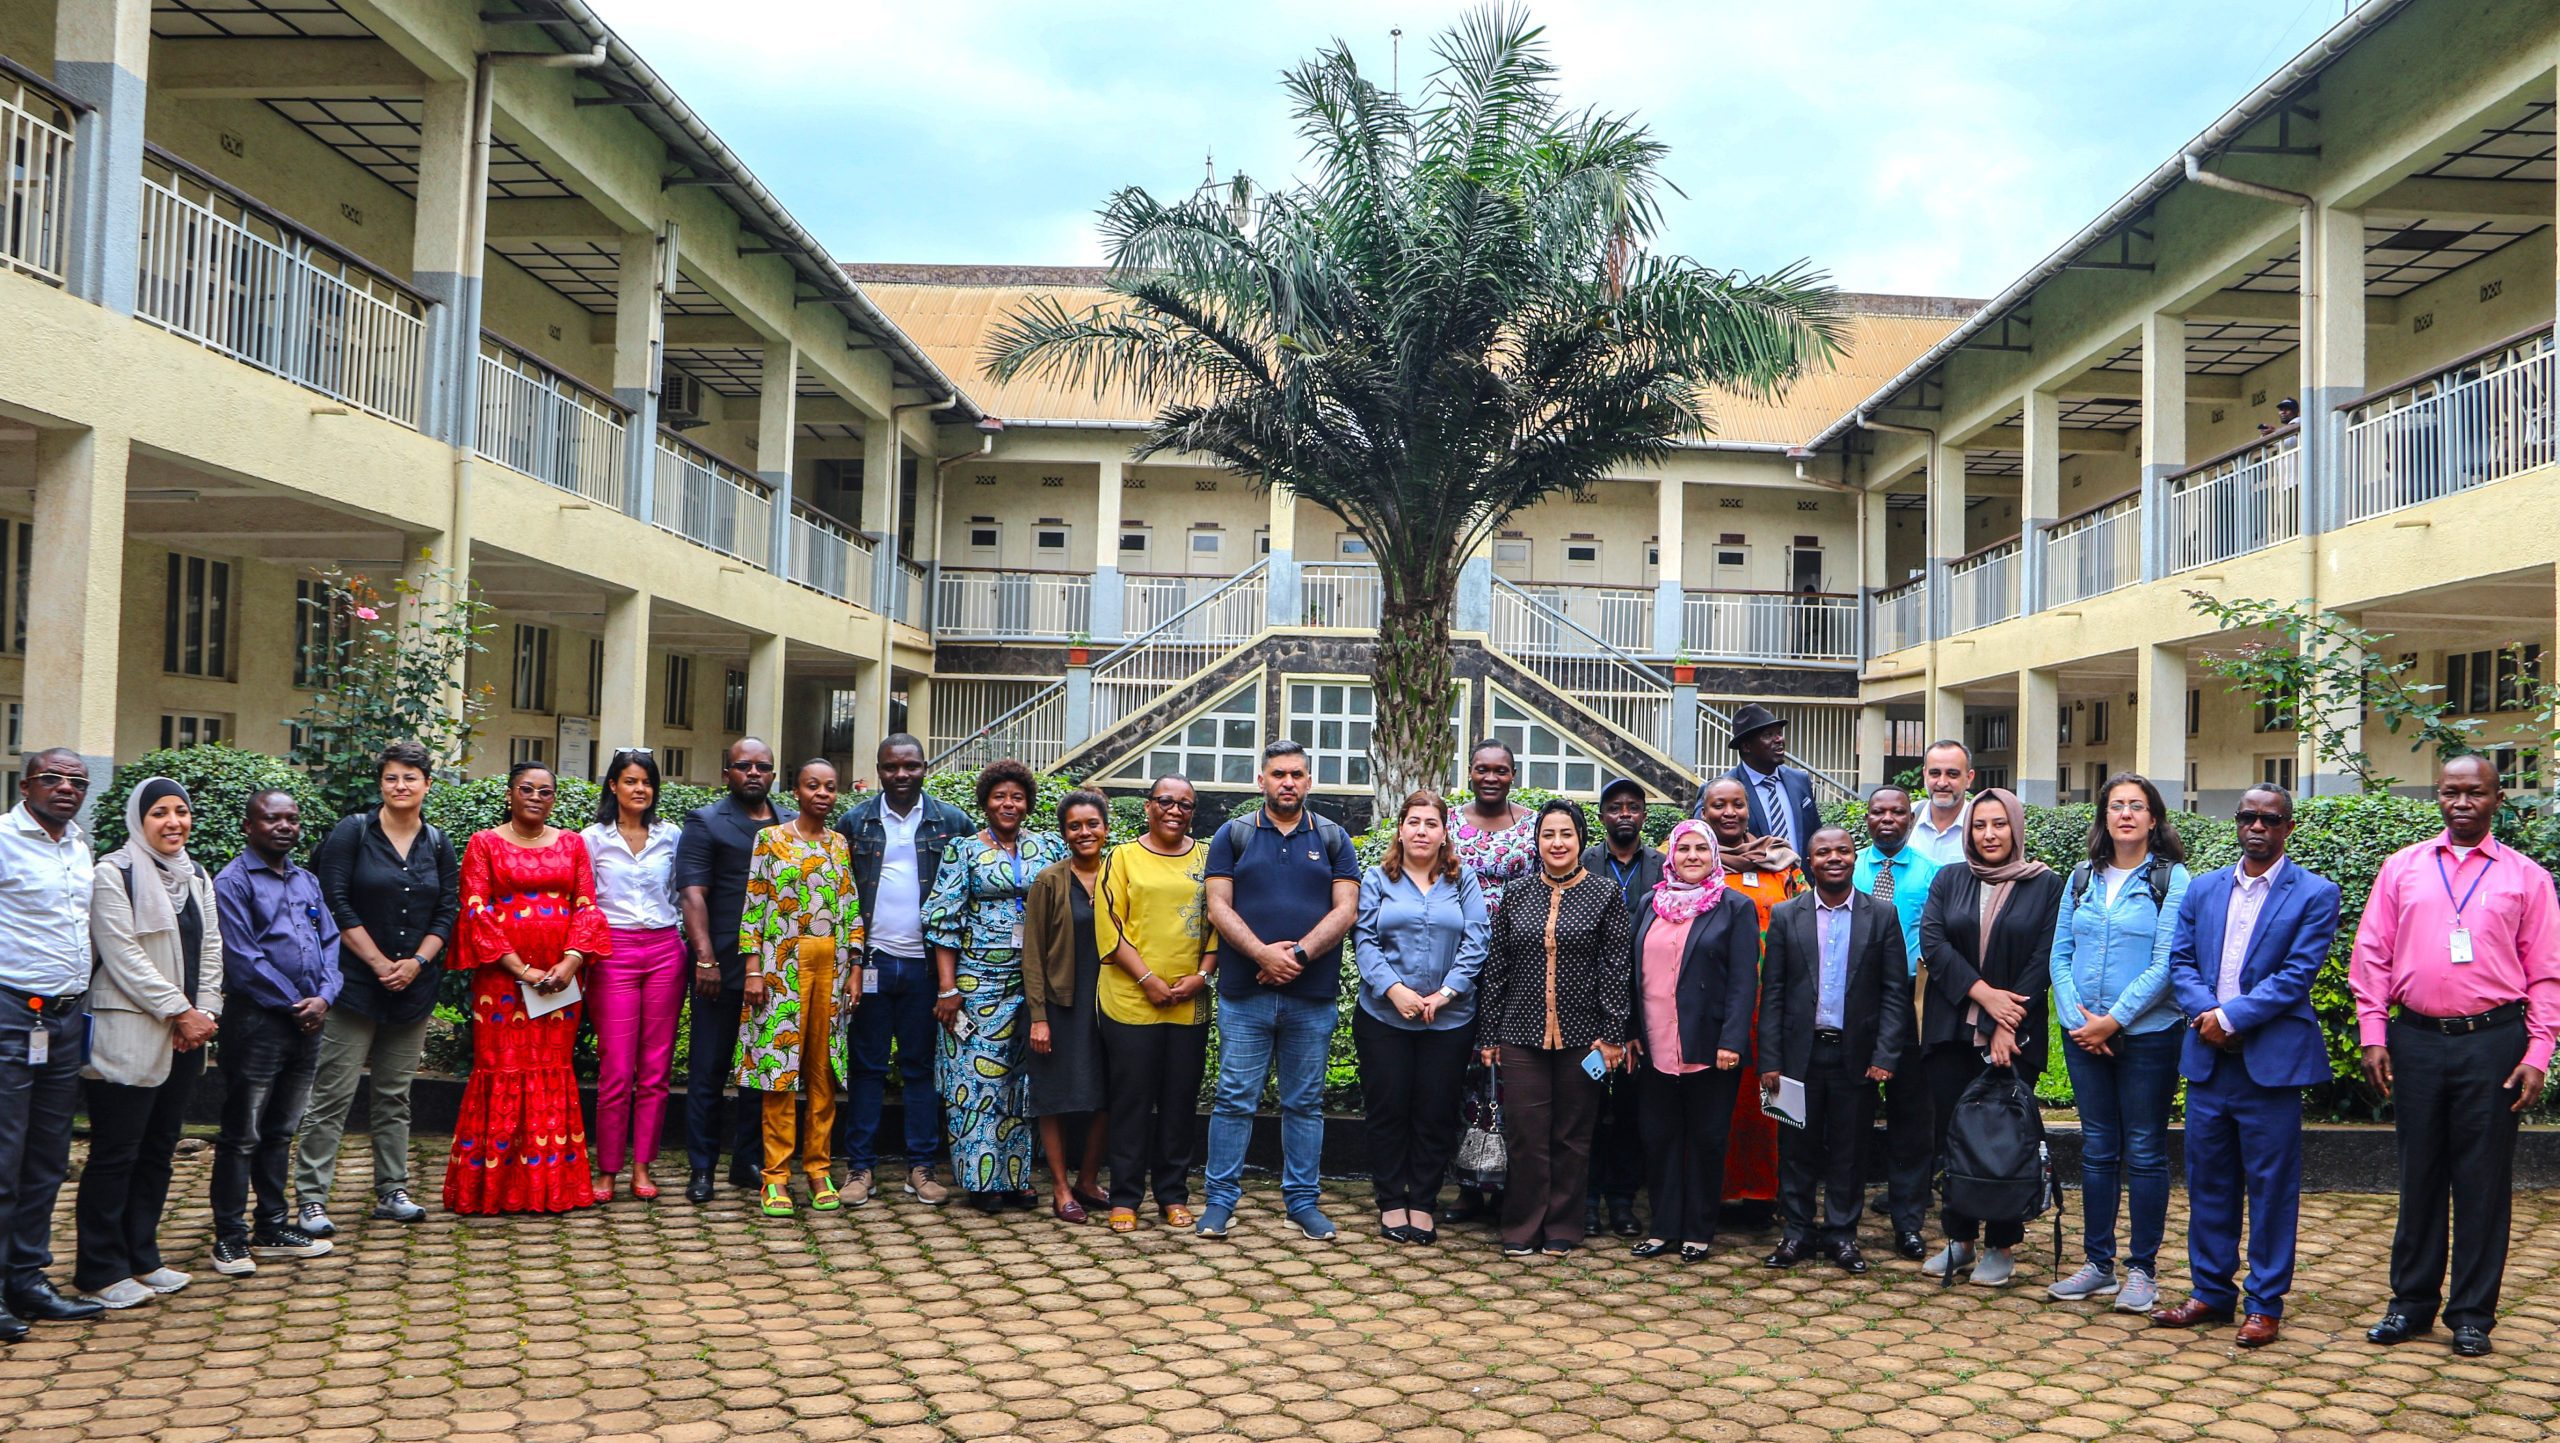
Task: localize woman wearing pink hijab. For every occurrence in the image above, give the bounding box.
[1625,820,1764,1261]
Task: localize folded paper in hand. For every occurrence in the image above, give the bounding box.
[520,975,582,1019]
[1761,1074,1807,1129]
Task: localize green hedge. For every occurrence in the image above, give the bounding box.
[95,746,339,871]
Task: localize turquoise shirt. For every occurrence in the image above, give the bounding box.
[1853,843,1939,977]
[2048,856,2192,1034]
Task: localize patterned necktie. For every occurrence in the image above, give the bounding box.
[1871,856,1896,906]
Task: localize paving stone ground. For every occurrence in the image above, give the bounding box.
[7,1138,2560,1442]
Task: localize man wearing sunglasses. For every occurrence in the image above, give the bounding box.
[2150,785,2336,1349]
[0,750,104,1337]
[675,738,795,1204]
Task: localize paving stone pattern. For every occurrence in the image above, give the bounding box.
[8,1142,2560,1441]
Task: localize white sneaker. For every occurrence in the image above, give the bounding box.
[1922,1241,1975,1278]
[134,1268,191,1294]
[83,1278,153,1310]
[2113,1266,2160,1312]
[1970,1247,2017,1287]
[2048,1262,2119,1300]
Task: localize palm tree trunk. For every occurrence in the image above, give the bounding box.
[1372,569,1458,809]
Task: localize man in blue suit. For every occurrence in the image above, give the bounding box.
[2148,785,2339,1348]
[1696,704,1823,856]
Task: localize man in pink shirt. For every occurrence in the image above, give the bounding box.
[2349,755,2560,1358]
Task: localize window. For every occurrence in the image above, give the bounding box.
[2088,700,2110,745]
[509,736,549,767]
[2450,646,2543,714]
[0,700,18,809]
[1338,534,1371,558]
[2086,761,2109,799]
[1563,541,1600,565]
[1970,712,2012,754]
[663,653,695,729]
[2057,707,2073,747]
[1975,765,2011,791]
[0,518,30,654]
[585,637,605,718]
[2186,688,2201,738]
[1119,527,1152,566]
[1143,681,1261,785]
[2253,697,2293,733]
[662,746,691,783]
[2487,746,2542,791]
[510,624,554,713]
[293,578,353,689]
[1286,682,1375,788]
[162,552,234,679]
[160,713,229,750]
[1489,693,1602,796]
[1189,529,1223,556]
[723,667,748,733]
[2186,760,2199,798]
[1033,524,1070,561]
[2260,755,2296,790]
[967,522,1001,551]
[1887,718,1925,757]
[823,687,860,753]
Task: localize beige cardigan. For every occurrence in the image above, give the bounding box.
[84,858,224,1089]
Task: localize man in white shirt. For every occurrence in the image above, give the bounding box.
[1908,740,1973,867]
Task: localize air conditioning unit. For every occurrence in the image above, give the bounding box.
[660,368,708,430]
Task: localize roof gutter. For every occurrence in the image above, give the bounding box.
[1801,0,2414,457]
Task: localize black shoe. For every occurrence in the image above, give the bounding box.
[1833,1242,1870,1275]
[1630,1238,1671,1259]
[5,1280,104,1323]
[1678,1242,1713,1264]
[2451,1326,2492,1357]
[1501,1242,1539,1258]
[686,1170,716,1205]
[1608,1204,1641,1238]
[2366,1312,2433,1345]
[1448,1188,1487,1224]
[1764,1239,1809,1268]
[0,1306,24,1343]
[1866,1192,1891,1217]
[249,1224,333,1259]
[370,1189,425,1223]
[1895,1230,1927,1262]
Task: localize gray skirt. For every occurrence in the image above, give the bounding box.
[1027,881,1108,1117]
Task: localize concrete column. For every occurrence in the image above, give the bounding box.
[409,79,477,444]
[615,231,664,522]
[54,0,150,314]
[1652,475,1686,657]
[25,427,126,778]
[1090,457,1125,641]
[1265,482,1300,628]
[744,632,788,743]
[2134,642,2187,809]
[2020,389,2061,612]
[1928,684,1966,754]
[597,589,651,753]
[759,340,799,581]
[2299,633,2365,799]
[2300,203,2366,535]
[1925,439,1966,641]
[2016,667,2060,806]
[1062,663,1096,750]
[902,675,933,760]
[1667,679,1700,769]
[848,660,885,784]
[1455,537,1494,634]
[863,417,902,616]
[1856,704,1889,789]
[2138,310,2187,579]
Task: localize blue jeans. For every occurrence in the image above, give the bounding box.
[838,951,945,1172]
[2062,1023,2182,1274]
[1203,991,1336,1215]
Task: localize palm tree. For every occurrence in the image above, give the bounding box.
[985,6,1846,801]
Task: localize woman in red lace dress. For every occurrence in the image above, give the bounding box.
[444,762,613,1215]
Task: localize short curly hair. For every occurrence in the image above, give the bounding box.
[975,758,1037,810]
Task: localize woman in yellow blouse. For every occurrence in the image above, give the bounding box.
[1093,774,1216,1234]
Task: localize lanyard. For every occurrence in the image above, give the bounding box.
[987,833,1028,916]
[1606,854,1642,905]
[2436,847,2493,924]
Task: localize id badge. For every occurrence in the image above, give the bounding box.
[1742,870,1760,888]
[2450,927,2475,965]
[1006,922,1025,950]
[862,967,881,995]
[26,1027,46,1067]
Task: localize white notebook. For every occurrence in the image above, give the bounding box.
[1760,1074,1808,1129]
[520,975,583,1019]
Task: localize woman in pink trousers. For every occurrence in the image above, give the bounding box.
[580,749,689,1201]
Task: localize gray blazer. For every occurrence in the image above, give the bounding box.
[85,859,224,1088]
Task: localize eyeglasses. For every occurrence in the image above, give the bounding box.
[2233,809,2289,828]
[517,786,557,800]
[2105,800,2150,815]
[24,773,89,790]
[1147,796,1196,812]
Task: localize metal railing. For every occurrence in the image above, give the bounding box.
[2,72,75,284]
[1701,700,1858,795]
[1117,571,1265,647]
[932,568,1092,639]
[1506,582,1654,655]
[2342,327,2553,525]
[1870,579,1926,656]
[787,509,873,604]
[1945,541,2019,635]
[1092,564,1267,733]
[653,432,771,569]
[478,339,628,507]
[2168,431,2300,572]
[2042,494,2141,607]
[896,559,929,628]
[1491,578,1671,750]
[1299,563,1383,629]
[1681,590,1858,664]
[137,157,429,427]
[928,679,1066,772]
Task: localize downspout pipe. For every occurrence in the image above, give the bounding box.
[875,395,960,622]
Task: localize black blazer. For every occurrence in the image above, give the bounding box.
[1694,763,1824,853]
[1626,889,1760,1067]
[1759,889,1911,1082]
[1917,865,2062,1074]
[674,795,797,984]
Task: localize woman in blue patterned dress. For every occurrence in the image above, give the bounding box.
[925,759,1067,1210]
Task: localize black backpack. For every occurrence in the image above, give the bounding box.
[1939,1064,2064,1282]
[2067,857,2173,911]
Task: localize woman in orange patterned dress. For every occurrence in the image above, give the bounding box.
[1698,777,1805,1213]
[444,762,613,1215]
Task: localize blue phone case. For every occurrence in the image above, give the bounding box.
[1581,1047,1608,1080]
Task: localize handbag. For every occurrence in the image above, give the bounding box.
[1452,1059,1508,1180]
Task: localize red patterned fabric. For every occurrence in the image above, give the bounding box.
[1721,867,1803,1203]
[444,829,613,1215]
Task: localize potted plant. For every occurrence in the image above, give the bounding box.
[1066,631,1092,666]
[1670,650,1697,685]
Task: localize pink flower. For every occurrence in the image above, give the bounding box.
[355,606,380,621]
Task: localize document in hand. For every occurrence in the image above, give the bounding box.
[1761,1074,1808,1129]
[520,975,583,1019]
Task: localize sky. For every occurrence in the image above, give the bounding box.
[595,0,2357,299]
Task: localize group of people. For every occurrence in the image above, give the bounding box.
[0,713,2551,1360]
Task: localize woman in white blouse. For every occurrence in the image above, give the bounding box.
[581,749,685,1201]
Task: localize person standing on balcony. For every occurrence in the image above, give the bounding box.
[835,734,968,1209]
[579,750,686,1203]
[1910,740,1974,867]
[1023,791,1115,1223]
[1450,739,1536,1226]
[1700,705,1821,860]
[1627,820,1757,1264]
[2352,754,2560,1359]
[676,738,793,1205]
[1200,741,1362,1242]
[1581,777,1660,1240]
[737,760,862,1218]
[1094,775,1217,1234]
[1698,776,1801,1223]
[1853,785,1941,1262]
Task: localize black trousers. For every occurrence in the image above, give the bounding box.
[1778,1038,1874,1247]
[2387,1017,2528,1331]
[1497,1045,1602,1249]
[74,1046,206,1292]
[0,1004,86,1293]
[211,1001,323,1244]
[684,980,761,1180]
[1590,1067,1643,1208]
[1924,1044,2022,1247]
[1101,1018,1207,1211]
[1867,1041,1933,1233]
[1352,1009,1471,1212]
[1638,1065,1740,1244]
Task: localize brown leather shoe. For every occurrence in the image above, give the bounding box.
[2148,1298,2235,1329]
[2235,1314,2281,1348]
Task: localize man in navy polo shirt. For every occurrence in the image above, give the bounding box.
[1200,740,1361,1240]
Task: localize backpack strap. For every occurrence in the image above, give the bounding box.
[2067,861,2093,908]
[2146,857,2174,909]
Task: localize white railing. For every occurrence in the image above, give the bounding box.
[896,559,929,628]
[929,680,1066,772]
[1507,583,1654,655]
[1092,566,1268,732]
[933,568,1092,639]
[2342,328,2553,525]
[2043,494,2141,607]
[1118,572,1265,647]
[2,75,75,284]
[1491,579,1668,748]
[788,510,873,604]
[1871,579,1926,656]
[1945,541,2019,635]
[2169,432,2301,572]
[1299,563,1382,629]
[654,434,772,569]
[137,161,428,427]
[479,342,628,508]
[1681,590,1858,664]
[1700,700,1858,795]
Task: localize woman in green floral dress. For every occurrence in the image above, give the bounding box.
[736,760,863,1218]
[925,759,1066,1210]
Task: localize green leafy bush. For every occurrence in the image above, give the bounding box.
[94,745,336,871]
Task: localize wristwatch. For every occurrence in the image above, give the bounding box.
[1291,944,1310,968]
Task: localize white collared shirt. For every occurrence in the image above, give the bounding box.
[1910,803,1968,867]
[2218,856,2287,1000]
[0,804,94,994]
[580,820,683,931]
[868,799,927,959]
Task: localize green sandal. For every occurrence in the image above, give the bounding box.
[810,1178,842,1212]
[761,1182,795,1217]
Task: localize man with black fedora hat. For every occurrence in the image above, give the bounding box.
[1696,704,1822,858]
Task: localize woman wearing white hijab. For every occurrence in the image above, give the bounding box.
[75,778,228,1309]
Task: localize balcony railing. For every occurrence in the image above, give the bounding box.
[932,568,1092,639]
[2043,493,2141,607]
[1681,590,1858,664]
[138,154,429,427]
[787,509,873,604]
[1490,579,1667,747]
[1503,582,1654,655]
[479,338,627,507]
[2,68,76,284]
[1299,563,1383,629]
[1091,562,1269,735]
[1122,572,1266,643]
[654,433,771,569]
[896,558,929,628]
[2342,326,2554,526]
[2168,430,2300,572]
[928,679,1065,772]
[1945,540,2019,635]
[1870,579,1926,655]
[1701,700,1858,795]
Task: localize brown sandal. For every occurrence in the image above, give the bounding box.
[1107,1207,1140,1233]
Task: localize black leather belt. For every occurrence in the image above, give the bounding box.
[1812,1028,1845,1044]
[0,984,86,1016]
[2393,1000,2526,1035]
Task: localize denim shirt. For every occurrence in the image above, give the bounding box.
[2049,855,2192,1034]
[1352,864,1487,1032]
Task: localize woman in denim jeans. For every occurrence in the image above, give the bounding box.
[2047,772,2191,1313]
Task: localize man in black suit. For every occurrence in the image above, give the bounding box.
[1761,825,1911,1274]
[1695,704,1823,857]
[1581,777,1659,1239]
[675,737,796,1203]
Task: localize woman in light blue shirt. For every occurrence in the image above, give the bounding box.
[1352,790,1489,1246]
[2047,772,2191,1314]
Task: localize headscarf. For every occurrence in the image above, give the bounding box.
[1959,786,2050,981]
[1651,820,1726,924]
[116,777,199,942]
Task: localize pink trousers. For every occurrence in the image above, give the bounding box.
[591,926,688,1174]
